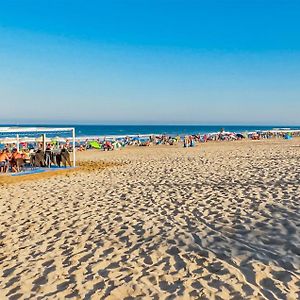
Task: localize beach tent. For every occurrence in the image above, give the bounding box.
[0,127,76,167]
[284,134,293,140]
[89,141,102,149]
[242,132,248,138]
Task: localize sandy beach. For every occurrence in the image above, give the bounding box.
[0,139,299,299]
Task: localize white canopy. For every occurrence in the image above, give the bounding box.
[0,127,76,167]
[0,127,74,133]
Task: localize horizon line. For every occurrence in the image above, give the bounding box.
[1,123,299,127]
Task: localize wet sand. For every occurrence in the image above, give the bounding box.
[0,139,299,299]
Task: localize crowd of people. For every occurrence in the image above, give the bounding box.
[0,143,72,173]
[1,130,299,173]
[78,130,300,152]
[0,148,30,173]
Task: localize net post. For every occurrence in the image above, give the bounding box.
[72,128,76,167]
[16,134,20,151]
[43,134,46,151]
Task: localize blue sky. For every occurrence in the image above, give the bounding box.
[0,0,299,124]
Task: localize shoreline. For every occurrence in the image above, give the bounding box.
[1,125,300,143]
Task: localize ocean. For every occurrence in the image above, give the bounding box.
[1,125,300,138]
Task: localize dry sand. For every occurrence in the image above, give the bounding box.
[0,139,299,299]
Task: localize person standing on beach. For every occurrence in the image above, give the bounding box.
[45,143,53,168]
[184,136,188,147]
[0,149,10,173]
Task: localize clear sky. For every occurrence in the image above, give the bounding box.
[0,0,299,125]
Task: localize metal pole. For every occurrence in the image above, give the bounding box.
[72,128,76,167]
[16,134,20,151]
[43,134,46,151]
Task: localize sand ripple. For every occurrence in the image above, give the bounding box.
[0,140,299,299]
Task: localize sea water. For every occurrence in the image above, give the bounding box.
[1,124,300,138]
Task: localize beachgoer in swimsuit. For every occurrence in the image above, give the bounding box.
[0,150,10,172]
[10,149,23,172]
